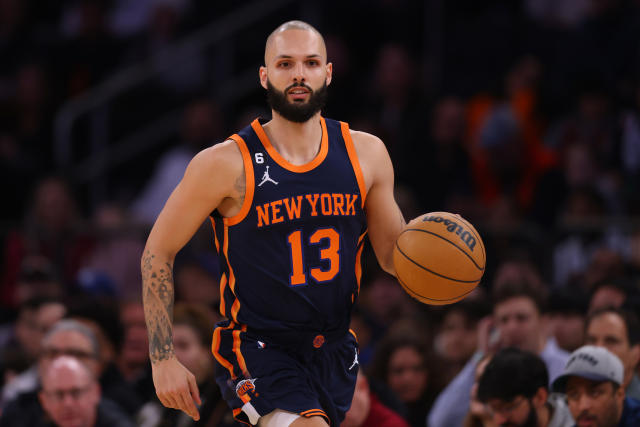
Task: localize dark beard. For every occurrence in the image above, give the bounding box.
[500,400,538,427]
[266,80,327,123]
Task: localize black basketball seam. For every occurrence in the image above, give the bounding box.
[421,212,486,264]
[395,242,483,283]
[400,228,485,271]
[397,274,479,302]
[450,215,486,264]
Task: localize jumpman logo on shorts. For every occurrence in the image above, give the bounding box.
[349,349,359,370]
[258,165,278,187]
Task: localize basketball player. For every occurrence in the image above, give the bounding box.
[142,20,406,426]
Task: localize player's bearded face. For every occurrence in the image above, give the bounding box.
[266,79,327,123]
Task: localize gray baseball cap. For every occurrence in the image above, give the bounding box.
[552,345,624,393]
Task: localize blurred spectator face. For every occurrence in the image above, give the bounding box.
[341,372,371,427]
[362,275,410,325]
[436,309,478,364]
[119,303,148,375]
[565,377,624,427]
[494,297,542,353]
[550,312,585,352]
[564,144,596,188]
[589,285,626,312]
[175,263,219,307]
[15,301,66,361]
[16,256,64,304]
[173,324,212,383]
[585,312,640,388]
[432,97,466,145]
[39,356,100,427]
[40,330,100,378]
[387,345,428,403]
[182,100,221,151]
[33,177,76,234]
[374,44,412,100]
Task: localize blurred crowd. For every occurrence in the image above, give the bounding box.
[2,0,640,426]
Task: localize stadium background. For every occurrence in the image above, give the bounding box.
[1,0,640,426]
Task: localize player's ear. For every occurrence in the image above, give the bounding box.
[259,66,268,90]
[325,62,333,86]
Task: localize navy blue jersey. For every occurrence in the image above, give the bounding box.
[210,117,367,343]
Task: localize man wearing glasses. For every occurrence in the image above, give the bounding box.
[477,348,574,427]
[39,356,133,427]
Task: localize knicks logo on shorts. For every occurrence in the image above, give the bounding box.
[235,378,257,398]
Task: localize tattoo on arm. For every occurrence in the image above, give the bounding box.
[142,250,175,364]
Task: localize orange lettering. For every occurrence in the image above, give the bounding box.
[332,193,345,215]
[345,194,358,215]
[284,195,303,220]
[320,194,332,216]
[271,200,284,224]
[305,194,320,216]
[256,204,270,227]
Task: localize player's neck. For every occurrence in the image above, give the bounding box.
[263,112,323,165]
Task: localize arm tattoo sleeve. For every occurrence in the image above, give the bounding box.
[142,250,175,364]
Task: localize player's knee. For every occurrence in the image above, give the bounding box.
[290,415,329,427]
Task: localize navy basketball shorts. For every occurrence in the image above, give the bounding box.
[212,321,359,426]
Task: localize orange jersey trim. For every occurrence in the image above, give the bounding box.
[211,323,236,379]
[251,118,329,173]
[232,325,249,377]
[349,328,358,344]
[355,230,367,294]
[300,409,329,421]
[224,134,255,227]
[232,408,252,426]
[221,224,240,324]
[209,217,226,317]
[340,121,367,208]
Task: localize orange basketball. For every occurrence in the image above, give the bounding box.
[393,212,486,305]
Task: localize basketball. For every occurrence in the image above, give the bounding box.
[393,212,486,305]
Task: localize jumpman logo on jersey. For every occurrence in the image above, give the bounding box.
[258,165,278,187]
[349,349,359,370]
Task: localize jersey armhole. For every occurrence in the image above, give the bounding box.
[224,134,255,226]
[340,122,367,208]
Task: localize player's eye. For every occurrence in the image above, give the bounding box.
[307,60,319,66]
[278,61,290,68]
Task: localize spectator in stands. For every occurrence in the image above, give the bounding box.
[463,355,495,427]
[552,345,640,427]
[131,98,223,225]
[584,307,640,401]
[546,288,588,352]
[1,176,94,308]
[1,297,65,404]
[342,372,409,427]
[39,356,133,427]
[428,277,569,427]
[477,348,574,427]
[434,297,490,385]
[588,278,636,313]
[369,331,437,427]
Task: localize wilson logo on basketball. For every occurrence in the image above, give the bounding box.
[422,215,477,251]
[235,378,257,397]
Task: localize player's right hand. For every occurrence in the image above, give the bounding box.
[151,356,202,421]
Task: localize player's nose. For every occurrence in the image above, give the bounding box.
[292,62,306,82]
